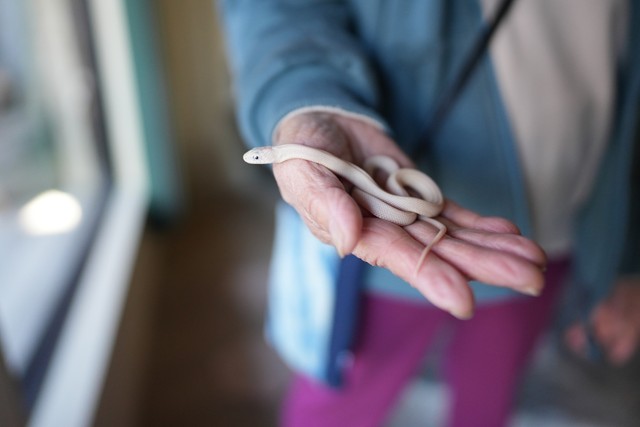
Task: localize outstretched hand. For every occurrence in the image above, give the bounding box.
[270,111,547,319]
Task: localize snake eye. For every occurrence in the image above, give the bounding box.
[253,155,260,160]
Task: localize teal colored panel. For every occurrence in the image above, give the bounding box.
[124,0,184,224]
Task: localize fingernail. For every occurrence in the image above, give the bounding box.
[329,219,347,258]
[450,307,474,320]
[524,286,542,297]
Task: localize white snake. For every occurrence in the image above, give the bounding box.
[243,144,446,274]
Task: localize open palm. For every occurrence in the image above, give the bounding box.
[271,111,547,319]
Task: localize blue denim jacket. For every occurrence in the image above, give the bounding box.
[219,0,640,386]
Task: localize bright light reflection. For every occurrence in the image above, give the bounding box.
[18,190,83,235]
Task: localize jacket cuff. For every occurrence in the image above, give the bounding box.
[246,65,389,147]
[272,105,388,143]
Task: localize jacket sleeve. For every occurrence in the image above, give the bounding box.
[620,114,640,276]
[217,0,388,147]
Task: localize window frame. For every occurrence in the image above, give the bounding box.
[25,0,151,426]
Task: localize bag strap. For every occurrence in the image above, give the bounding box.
[412,0,518,159]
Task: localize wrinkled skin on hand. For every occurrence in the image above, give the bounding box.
[271,111,547,319]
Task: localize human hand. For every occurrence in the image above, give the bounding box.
[565,277,640,365]
[271,111,547,319]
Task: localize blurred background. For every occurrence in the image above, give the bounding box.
[0,1,639,426]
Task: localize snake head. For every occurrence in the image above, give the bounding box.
[243,147,276,164]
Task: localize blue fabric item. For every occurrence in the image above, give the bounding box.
[264,202,341,381]
[218,0,640,386]
[571,1,640,313]
[325,255,365,387]
[218,0,387,147]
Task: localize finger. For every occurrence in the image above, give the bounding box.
[273,159,363,256]
[352,218,475,319]
[591,303,621,345]
[591,302,639,364]
[441,200,522,234]
[564,323,589,357]
[438,217,547,267]
[608,330,639,365]
[406,220,545,296]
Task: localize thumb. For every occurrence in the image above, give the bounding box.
[273,158,363,256]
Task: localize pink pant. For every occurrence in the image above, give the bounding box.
[282,259,569,427]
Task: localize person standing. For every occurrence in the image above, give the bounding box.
[219,1,640,425]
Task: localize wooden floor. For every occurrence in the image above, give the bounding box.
[95,186,290,427]
[141,195,288,426]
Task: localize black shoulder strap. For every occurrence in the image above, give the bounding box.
[412,0,517,159]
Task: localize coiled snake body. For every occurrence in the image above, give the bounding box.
[243,144,446,274]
